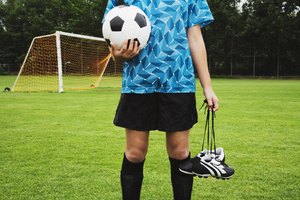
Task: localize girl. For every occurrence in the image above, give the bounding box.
[104,0,218,199]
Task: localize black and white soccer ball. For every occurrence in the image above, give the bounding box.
[102,5,151,49]
[3,87,10,92]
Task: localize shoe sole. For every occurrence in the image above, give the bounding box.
[179,168,234,180]
[179,168,194,176]
[214,175,233,180]
[179,168,211,178]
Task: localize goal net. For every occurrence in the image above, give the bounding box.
[12,31,122,92]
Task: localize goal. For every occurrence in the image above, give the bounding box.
[12,31,122,92]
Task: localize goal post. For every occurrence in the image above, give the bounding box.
[12,31,121,92]
[56,31,64,93]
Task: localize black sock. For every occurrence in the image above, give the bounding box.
[169,154,193,200]
[121,153,145,200]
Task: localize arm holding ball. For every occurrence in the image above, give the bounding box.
[109,39,140,64]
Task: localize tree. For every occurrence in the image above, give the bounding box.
[1,0,299,76]
[0,0,108,68]
[241,0,300,76]
[205,0,243,75]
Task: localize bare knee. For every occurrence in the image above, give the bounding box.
[126,147,147,163]
[166,131,190,160]
[125,129,149,163]
[167,146,189,160]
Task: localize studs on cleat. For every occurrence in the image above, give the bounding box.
[197,175,209,179]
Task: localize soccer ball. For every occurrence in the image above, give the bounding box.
[102,5,151,49]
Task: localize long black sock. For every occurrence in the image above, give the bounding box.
[169,154,193,200]
[121,153,145,200]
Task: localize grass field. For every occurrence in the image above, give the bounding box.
[12,75,122,92]
[0,76,299,199]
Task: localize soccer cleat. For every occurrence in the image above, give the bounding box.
[179,150,212,177]
[203,148,235,179]
[179,148,234,179]
[208,147,225,163]
[179,155,211,178]
[199,155,235,179]
[179,148,224,175]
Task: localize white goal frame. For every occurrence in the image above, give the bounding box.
[12,31,112,92]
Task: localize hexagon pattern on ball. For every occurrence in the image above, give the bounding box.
[102,5,151,49]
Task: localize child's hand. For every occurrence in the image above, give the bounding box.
[109,39,140,63]
[203,88,219,111]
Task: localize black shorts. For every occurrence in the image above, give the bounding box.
[113,93,198,132]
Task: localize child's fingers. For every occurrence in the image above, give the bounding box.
[115,39,140,59]
[207,98,214,111]
[133,41,140,54]
[213,101,219,111]
[128,39,135,51]
[121,40,129,52]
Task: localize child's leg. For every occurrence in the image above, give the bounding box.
[166,131,193,200]
[121,129,149,200]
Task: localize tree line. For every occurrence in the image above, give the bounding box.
[0,0,299,76]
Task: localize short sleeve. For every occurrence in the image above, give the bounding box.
[187,0,214,28]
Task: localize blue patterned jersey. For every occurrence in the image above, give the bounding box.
[104,0,213,93]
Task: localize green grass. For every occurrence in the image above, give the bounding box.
[12,75,122,92]
[0,76,300,199]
